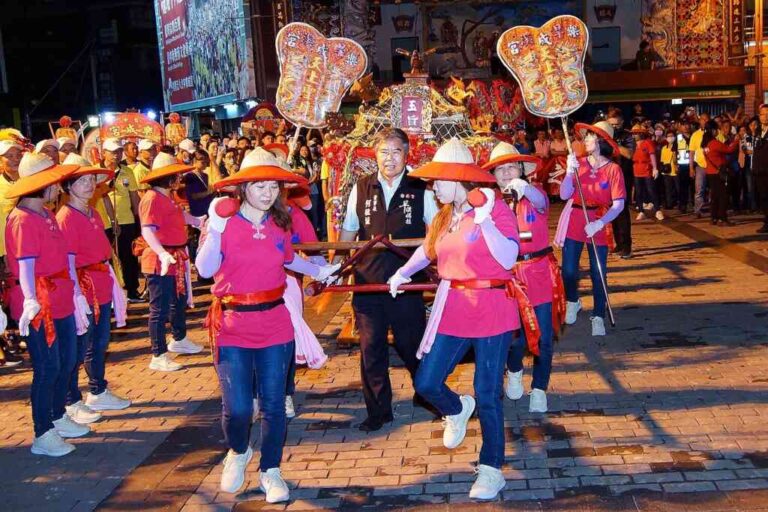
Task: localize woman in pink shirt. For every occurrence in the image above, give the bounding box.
[195,148,337,501]
[57,155,131,425]
[483,142,565,414]
[388,138,519,501]
[556,121,626,336]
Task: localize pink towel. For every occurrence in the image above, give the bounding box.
[284,275,328,369]
[109,264,127,328]
[553,198,574,248]
[417,279,450,359]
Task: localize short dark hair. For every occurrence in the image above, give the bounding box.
[262,131,276,139]
[237,136,250,144]
[193,149,210,165]
[160,145,175,155]
[373,128,410,154]
[597,138,614,158]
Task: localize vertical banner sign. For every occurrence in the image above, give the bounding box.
[730,0,744,45]
[156,0,194,107]
[273,0,291,32]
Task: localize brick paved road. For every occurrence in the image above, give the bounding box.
[1,209,768,511]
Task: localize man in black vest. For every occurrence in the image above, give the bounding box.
[607,109,636,258]
[752,104,768,234]
[338,128,440,431]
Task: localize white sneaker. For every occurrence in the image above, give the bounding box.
[636,212,647,221]
[149,353,183,372]
[252,398,260,422]
[504,370,524,400]
[469,464,505,500]
[643,202,652,210]
[655,210,665,221]
[65,401,102,424]
[529,389,548,413]
[85,389,131,411]
[220,447,253,493]
[591,316,606,336]
[53,414,91,438]
[167,336,203,354]
[443,395,475,449]
[565,300,581,325]
[260,467,290,503]
[285,395,295,419]
[31,429,75,457]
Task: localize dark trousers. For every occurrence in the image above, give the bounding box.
[147,274,187,356]
[707,174,729,221]
[352,292,426,420]
[754,172,768,223]
[67,302,113,404]
[27,315,77,437]
[634,177,660,211]
[677,165,691,212]
[105,223,140,297]
[728,170,743,211]
[663,174,679,209]
[611,167,633,254]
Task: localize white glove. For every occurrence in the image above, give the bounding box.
[652,168,659,179]
[387,270,411,298]
[509,178,528,199]
[19,298,41,337]
[566,154,579,175]
[0,308,7,334]
[473,188,496,225]
[315,263,341,284]
[193,215,207,230]
[159,251,177,276]
[206,197,230,234]
[74,292,91,335]
[585,220,605,238]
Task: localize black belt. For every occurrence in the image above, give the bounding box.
[518,246,553,262]
[222,298,284,312]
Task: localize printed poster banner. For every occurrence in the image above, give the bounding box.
[154,0,257,111]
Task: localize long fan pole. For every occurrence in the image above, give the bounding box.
[560,116,616,327]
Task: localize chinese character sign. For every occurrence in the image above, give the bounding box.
[401,97,424,132]
[155,0,193,107]
[275,23,368,128]
[497,15,588,118]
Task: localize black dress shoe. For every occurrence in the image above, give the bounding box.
[357,414,393,432]
[413,394,441,418]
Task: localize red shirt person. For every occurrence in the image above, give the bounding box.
[5,152,91,456]
[138,152,204,372]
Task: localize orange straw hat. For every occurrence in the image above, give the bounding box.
[139,152,193,184]
[6,153,78,199]
[213,147,308,190]
[62,153,115,183]
[409,137,496,183]
[482,141,542,176]
[574,120,620,155]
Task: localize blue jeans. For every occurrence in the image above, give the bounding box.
[414,331,512,468]
[253,342,296,398]
[26,315,77,437]
[67,302,112,404]
[507,302,553,391]
[562,237,609,319]
[216,341,294,469]
[694,166,708,214]
[147,274,187,356]
[634,176,659,211]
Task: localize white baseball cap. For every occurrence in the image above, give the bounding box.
[178,139,196,153]
[138,139,157,152]
[0,140,23,156]
[102,138,123,152]
[35,139,60,153]
[56,137,77,148]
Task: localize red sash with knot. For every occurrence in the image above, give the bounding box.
[575,202,615,250]
[163,246,189,296]
[204,284,286,363]
[449,278,541,355]
[76,261,109,324]
[32,269,70,346]
[547,253,566,335]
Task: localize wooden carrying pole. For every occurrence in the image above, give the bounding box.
[561,117,615,326]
